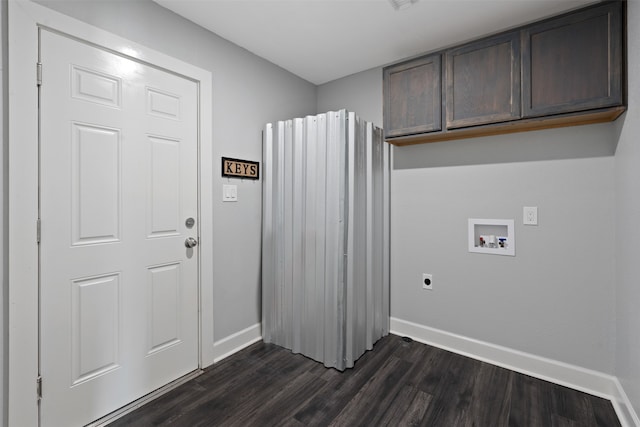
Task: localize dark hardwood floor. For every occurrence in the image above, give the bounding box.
[110,334,621,426]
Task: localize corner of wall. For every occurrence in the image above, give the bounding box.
[612,378,640,427]
[614,0,640,424]
[211,323,262,365]
[1,0,8,423]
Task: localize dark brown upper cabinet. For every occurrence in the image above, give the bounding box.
[383,53,441,138]
[522,1,623,118]
[446,32,521,129]
[382,1,625,146]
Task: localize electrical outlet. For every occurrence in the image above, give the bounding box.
[523,206,538,225]
[422,273,433,290]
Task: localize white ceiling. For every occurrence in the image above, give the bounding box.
[153,0,595,85]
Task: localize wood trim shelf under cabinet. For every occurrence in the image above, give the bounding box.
[385,106,626,147]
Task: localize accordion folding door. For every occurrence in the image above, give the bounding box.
[262,110,390,371]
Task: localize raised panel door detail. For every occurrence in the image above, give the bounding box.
[522,2,622,117]
[383,54,442,138]
[41,29,200,427]
[147,87,181,120]
[147,135,180,238]
[446,32,520,129]
[71,273,121,385]
[71,65,122,108]
[147,263,182,355]
[71,123,121,246]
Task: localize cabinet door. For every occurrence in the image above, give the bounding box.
[522,2,622,118]
[445,32,520,129]
[383,54,442,138]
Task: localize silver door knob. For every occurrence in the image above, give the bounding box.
[185,237,198,248]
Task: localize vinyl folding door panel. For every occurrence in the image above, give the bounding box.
[262,110,389,371]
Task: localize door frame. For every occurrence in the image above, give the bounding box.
[8,1,215,425]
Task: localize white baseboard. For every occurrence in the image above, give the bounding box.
[391,317,639,427]
[211,323,262,364]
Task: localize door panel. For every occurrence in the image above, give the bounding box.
[71,273,121,385]
[148,135,181,237]
[147,262,182,354]
[71,123,121,245]
[522,2,623,117]
[383,53,442,138]
[445,31,521,129]
[71,64,122,108]
[40,29,199,427]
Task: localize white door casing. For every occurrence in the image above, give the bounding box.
[39,29,199,426]
[8,1,214,425]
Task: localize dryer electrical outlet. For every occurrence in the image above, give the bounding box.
[422,273,433,290]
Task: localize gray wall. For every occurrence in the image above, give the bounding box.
[29,0,317,339]
[615,0,640,417]
[317,67,383,126]
[319,71,618,372]
[390,147,615,372]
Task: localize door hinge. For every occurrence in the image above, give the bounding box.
[36,218,41,244]
[36,376,42,400]
[36,62,42,86]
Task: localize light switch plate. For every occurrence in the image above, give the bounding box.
[223,184,238,202]
[523,206,538,225]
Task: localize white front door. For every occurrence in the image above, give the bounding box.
[39,29,200,426]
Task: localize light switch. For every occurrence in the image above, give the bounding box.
[523,206,538,225]
[223,184,238,202]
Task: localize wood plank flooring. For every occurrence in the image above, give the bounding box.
[109,334,621,426]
